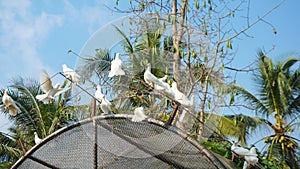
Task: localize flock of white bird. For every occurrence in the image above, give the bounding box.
[1,52,260,168]
[2,52,192,142]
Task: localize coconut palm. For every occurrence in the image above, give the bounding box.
[229,51,300,168]
[0,77,76,168]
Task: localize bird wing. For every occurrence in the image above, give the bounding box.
[40,70,53,93]
[62,64,74,74]
[34,133,42,144]
[3,92,20,116]
[3,92,16,107]
[53,86,71,97]
[95,91,104,101]
[144,71,166,87]
[36,94,48,101]
[232,147,251,156]
[100,99,111,114]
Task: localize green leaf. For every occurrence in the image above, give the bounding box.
[226,40,232,49]
[192,50,197,58]
[207,99,211,109]
[229,93,235,105]
[195,1,199,9]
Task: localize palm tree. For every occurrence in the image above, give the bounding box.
[0,77,76,168]
[229,51,300,168]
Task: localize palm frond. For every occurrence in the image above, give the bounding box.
[229,83,269,116]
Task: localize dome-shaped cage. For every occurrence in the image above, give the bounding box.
[11,114,234,169]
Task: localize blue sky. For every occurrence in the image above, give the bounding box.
[0,0,299,144]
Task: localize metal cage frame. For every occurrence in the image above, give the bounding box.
[11,114,231,169]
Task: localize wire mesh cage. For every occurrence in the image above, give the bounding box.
[11,114,234,169]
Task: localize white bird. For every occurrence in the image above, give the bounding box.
[100,96,112,115]
[62,64,81,84]
[154,75,171,92]
[36,70,70,104]
[231,141,255,161]
[171,82,193,108]
[243,147,259,169]
[2,89,20,116]
[108,53,125,77]
[132,107,147,122]
[94,84,104,102]
[144,63,159,87]
[143,64,175,98]
[34,132,42,145]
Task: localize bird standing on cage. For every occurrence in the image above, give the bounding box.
[2,89,20,116]
[99,95,112,115]
[243,147,259,169]
[108,53,125,77]
[132,107,147,122]
[34,132,42,145]
[36,70,70,104]
[95,84,104,102]
[94,85,112,114]
[62,64,81,84]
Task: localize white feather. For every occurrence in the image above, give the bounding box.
[2,90,20,116]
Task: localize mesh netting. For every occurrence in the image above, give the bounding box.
[11,115,229,169]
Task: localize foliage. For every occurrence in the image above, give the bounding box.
[0,77,76,167]
[228,52,300,168]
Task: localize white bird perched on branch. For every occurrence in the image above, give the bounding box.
[34,132,42,145]
[36,70,70,104]
[243,147,259,169]
[144,63,161,87]
[231,141,256,161]
[132,107,147,122]
[171,82,193,108]
[62,64,81,84]
[2,89,20,116]
[108,53,125,77]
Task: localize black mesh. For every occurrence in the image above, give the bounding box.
[11,115,229,169]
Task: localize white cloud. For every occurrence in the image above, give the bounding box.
[0,0,63,86]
